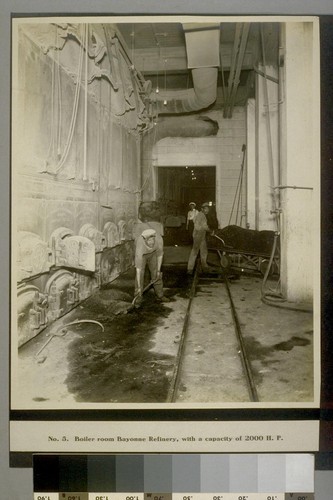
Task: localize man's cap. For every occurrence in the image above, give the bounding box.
[201,202,210,207]
[141,228,156,239]
[189,202,196,207]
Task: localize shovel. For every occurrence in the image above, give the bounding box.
[115,275,161,315]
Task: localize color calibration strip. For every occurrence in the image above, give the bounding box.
[33,454,314,500]
[34,495,314,500]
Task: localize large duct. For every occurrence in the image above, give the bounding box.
[141,115,218,163]
[154,67,218,114]
[154,115,219,139]
[140,115,218,202]
[152,24,220,115]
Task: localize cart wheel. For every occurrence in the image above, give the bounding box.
[220,254,230,269]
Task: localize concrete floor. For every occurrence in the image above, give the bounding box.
[178,274,313,403]
[13,248,315,409]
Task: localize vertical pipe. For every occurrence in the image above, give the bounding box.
[83,23,88,181]
[260,24,278,222]
[244,143,248,227]
[136,135,141,216]
[107,59,112,206]
[57,42,62,157]
[97,77,101,228]
[278,24,287,296]
[255,72,259,230]
[278,24,284,190]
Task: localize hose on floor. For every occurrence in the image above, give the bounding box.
[59,319,105,331]
[261,232,312,313]
[35,319,105,361]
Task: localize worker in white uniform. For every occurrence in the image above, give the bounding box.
[186,202,199,235]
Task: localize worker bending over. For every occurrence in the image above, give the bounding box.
[134,228,170,307]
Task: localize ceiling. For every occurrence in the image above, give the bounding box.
[116,21,279,115]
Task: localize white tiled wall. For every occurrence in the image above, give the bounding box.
[154,107,246,228]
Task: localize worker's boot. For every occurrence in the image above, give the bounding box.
[156,295,171,303]
[202,266,215,274]
[134,294,143,308]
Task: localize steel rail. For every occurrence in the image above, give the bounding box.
[166,267,199,403]
[224,276,259,402]
[167,264,259,403]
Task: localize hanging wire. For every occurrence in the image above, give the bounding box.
[220,53,227,106]
[45,54,55,163]
[164,59,167,91]
[156,43,160,93]
[228,145,246,226]
[136,30,162,194]
[163,58,168,106]
[138,119,158,193]
[260,23,279,232]
[83,23,89,181]
[151,24,162,94]
[56,25,62,157]
[131,24,135,65]
[235,162,244,225]
[55,24,85,174]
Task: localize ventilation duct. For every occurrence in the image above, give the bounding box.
[154,115,219,139]
[184,23,220,68]
[153,23,220,115]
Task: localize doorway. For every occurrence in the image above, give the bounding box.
[157,166,216,216]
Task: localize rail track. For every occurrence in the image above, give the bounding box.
[166,264,259,403]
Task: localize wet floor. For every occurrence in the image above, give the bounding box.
[14,260,315,408]
[15,268,189,406]
[65,290,176,403]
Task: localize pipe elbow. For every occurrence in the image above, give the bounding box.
[154,67,218,115]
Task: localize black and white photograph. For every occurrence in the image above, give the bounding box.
[11,15,320,410]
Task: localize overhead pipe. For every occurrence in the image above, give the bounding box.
[140,114,218,164]
[228,23,250,118]
[224,23,250,118]
[224,23,242,118]
[153,115,219,139]
[152,24,220,115]
[219,44,227,106]
[153,67,218,114]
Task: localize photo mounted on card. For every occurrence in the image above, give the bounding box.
[10,14,321,454]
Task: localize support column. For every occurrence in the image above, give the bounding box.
[280,21,320,303]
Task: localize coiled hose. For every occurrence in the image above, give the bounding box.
[261,232,312,313]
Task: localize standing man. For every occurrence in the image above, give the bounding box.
[186,202,199,234]
[187,202,214,275]
[134,228,170,307]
